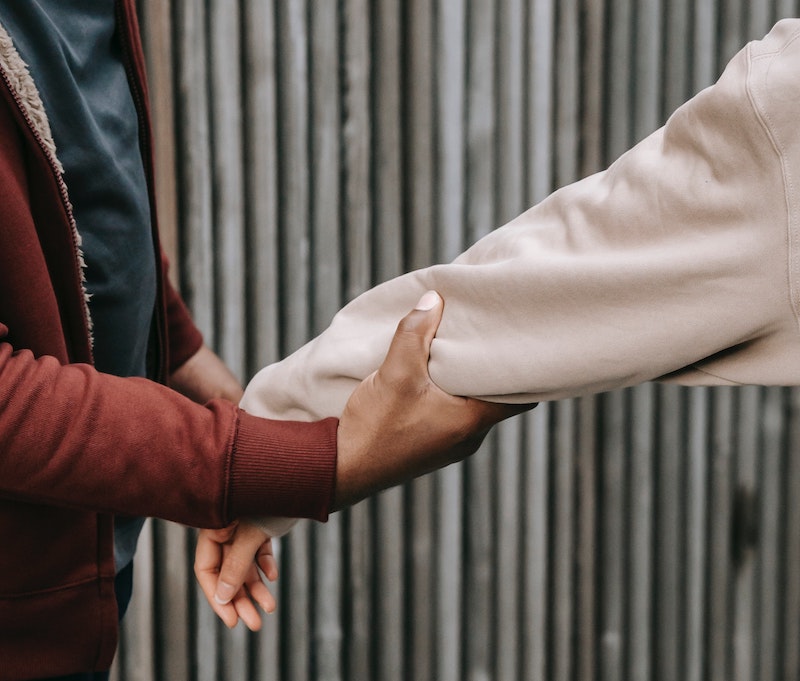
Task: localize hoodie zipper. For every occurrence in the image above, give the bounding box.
[0,64,94,361]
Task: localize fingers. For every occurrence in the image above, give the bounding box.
[194,527,239,629]
[380,291,443,385]
[256,539,279,582]
[214,523,270,606]
[194,523,279,632]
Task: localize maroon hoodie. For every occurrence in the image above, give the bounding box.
[0,1,336,677]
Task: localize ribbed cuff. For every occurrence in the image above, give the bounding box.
[228,411,338,522]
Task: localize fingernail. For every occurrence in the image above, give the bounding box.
[415,290,439,311]
[214,581,236,605]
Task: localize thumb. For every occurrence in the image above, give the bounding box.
[380,291,443,383]
[214,525,268,605]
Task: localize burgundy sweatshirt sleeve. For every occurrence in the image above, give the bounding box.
[0,335,337,528]
[229,411,338,520]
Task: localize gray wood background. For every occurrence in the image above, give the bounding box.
[114,1,800,679]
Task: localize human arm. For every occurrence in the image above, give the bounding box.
[0,325,337,527]
[196,292,528,629]
[198,20,800,627]
[240,20,800,419]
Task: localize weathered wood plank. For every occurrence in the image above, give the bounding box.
[275,4,313,680]
[242,0,280,374]
[628,384,654,681]
[708,387,735,681]
[405,4,437,680]
[308,3,344,681]
[371,2,406,679]
[685,388,710,681]
[208,0,246,381]
[599,391,627,681]
[784,388,800,681]
[463,2,497,680]
[733,386,760,681]
[433,3,467,681]
[173,0,214,341]
[656,385,685,681]
[552,399,576,681]
[757,388,784,681]
[137,0,179,276]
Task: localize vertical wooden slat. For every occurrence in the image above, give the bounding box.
[275,4,312,681]
[309,1,342,334]
[719,0,746,68]
[599,391,627,681]
[747,0,772,38]
[494,1,525,679]
[527,0,554,204]
[632,0,662,138]
[276,0,310,357]
[708,387,735,681]
[550,20,580,681]
[405,3,436,680]
[153,522,191,681]
[580,0,606,175]
[685,388,709,681]
[198,0,249,656]
[209,0,246,381]
[628,384,654,681]
[775,0,799,20]
[138,0,179,275]
[663,0,691,115]
[342,0,372,303]
[434,0,467,263]
[576,396,598,681]
[115,521,156,681]
[523,8,554,680]
[551,399,576,681]
[605,0,633,158]
[433,2,467,681]
[372,1,405,680]
[553,0,579,186]
[308,3,344,681]
[692,0,719,92]
[600,4,632,679]
[174,0,214,341]
[629,4,660,678]
[523,406,551,681]
[784,389,800,681]
[463,2,497,680]
[242,0,280,375]
[656,385,685,681]
[242,3,281,675]
[733,386,760,681]
[341,2,373,679]
[495,419,523,681]
[405,0,435,272]
[171,5,219,680]
[757,388,784,681]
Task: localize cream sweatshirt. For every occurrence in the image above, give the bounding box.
[242,19,800,533]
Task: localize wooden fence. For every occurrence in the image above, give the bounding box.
[113,1,800,679]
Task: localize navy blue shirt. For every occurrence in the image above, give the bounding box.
[0,1,157,571]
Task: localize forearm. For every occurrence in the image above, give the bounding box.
[0,341,336,526]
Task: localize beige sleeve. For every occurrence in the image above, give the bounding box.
[244,19,800,534]
[243,19,800,430]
